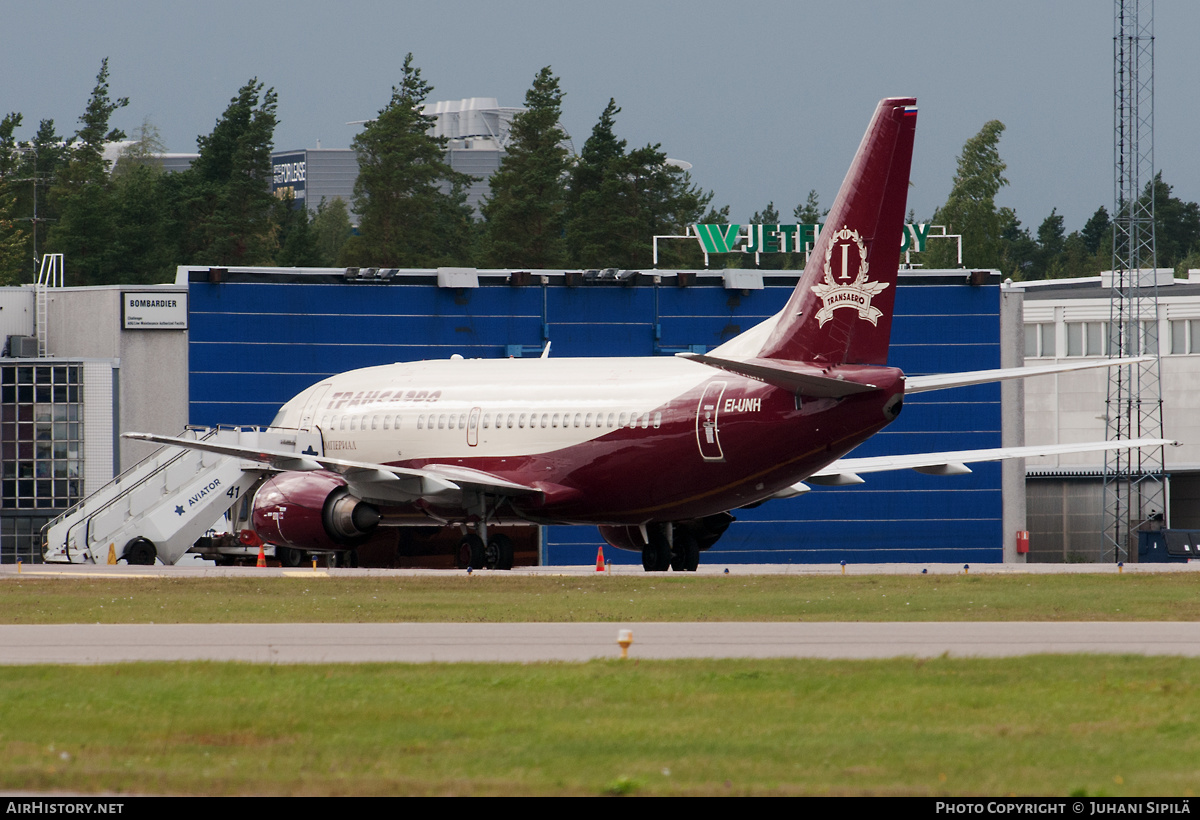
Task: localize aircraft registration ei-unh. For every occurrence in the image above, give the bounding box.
[129,97,1167,571]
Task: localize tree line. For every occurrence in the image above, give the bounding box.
[2,58,1198,287]
[914,120,1200,278]
[0,57,720,286]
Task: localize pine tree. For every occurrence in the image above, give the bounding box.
[0,186,24,286]
[0,112,28,285]
[171,79,280,266]
[749,201,783,269]
[1035,208,1066,278]
[72,58,128,165]
[344,54,473,267]
[274,196,322,267]
[750,201,780,224]
[112,160,173,283]
[0,118,67,283]
[793,189,826,225]
[997,208,1038,279]
[567,99,712,269]
[24,119,67,272]
[480,67,570,268]
[566,100,628,266]
[311,197,353,266]
[1081,206,1110,256]
[1142,173,1200,270]
[107,118,174,283]
[46,58,129,285]
[569,99,625,203]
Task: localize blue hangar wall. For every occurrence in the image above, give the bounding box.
[185,267,1006,565]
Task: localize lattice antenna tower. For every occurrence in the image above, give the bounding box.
[1103,0,1167,562]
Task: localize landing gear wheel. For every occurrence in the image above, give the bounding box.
[457,534,486,569]
[642,529,671,572]
[124,537,156,566]
[673,530,700,572]
[335,549,358,568]
[486,534,515,570]
[641,546,659,572]
[278,546,306,567]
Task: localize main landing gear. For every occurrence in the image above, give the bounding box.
[641,526,699,573]
[455,530,514,570]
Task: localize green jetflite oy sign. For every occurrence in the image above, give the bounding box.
[692,222,931,255]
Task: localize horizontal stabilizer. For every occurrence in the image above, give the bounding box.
[905,356,1156,394]
[676,352,879,397]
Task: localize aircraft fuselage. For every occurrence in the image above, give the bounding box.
[272,356,906,526]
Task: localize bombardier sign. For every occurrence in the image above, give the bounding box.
[692,222,931,255]
[122,291,188,329]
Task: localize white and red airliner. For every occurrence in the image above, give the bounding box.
[130,98,1165,570]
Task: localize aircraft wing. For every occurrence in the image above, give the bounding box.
[789,437,1172,491]
[122,432,541,499]
[904,356,1155,394]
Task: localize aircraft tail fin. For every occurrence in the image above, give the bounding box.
[756,97,917,365]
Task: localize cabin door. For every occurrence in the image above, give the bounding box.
[695,381,727,462]
[467,407,481,446]
[298,384,332,430]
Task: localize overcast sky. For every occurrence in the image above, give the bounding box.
[3,1,1196,233]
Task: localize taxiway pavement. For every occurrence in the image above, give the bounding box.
[5,562,1198,664]
[2,621,1198,664]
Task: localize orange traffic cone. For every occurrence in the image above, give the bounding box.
[596,545,605,571]
[256,544,266,567]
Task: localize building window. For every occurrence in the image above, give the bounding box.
[1065,322,1107,357]
[1025,323,1057,357]
[1105,319,1159,356]
[1169,319,1200,354]
[1,364,83,510]
[1140,320,1159,355]
[1,514,50,564]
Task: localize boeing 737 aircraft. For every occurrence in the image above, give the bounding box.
[129,97,1165,570]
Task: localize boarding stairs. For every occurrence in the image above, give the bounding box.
[42,426,324,565]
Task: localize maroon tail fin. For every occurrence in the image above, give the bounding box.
[757,97,917,365]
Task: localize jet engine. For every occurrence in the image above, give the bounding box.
[251,470,381,552]
[598,513,736,571]
[597,513,735,555]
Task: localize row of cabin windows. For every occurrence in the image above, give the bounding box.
[320,410,664,433]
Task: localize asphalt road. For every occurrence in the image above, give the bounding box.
[2,621,1198,664]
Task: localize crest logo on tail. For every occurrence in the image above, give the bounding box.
[809,227,890,327]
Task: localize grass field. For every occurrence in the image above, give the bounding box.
[2,572,1200,624]
[1,655,1197,796]
[3,572,1198,796]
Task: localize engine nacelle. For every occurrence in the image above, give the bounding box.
[597,525,645,553]
[598,512,736,554]
[252,470,381,552]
